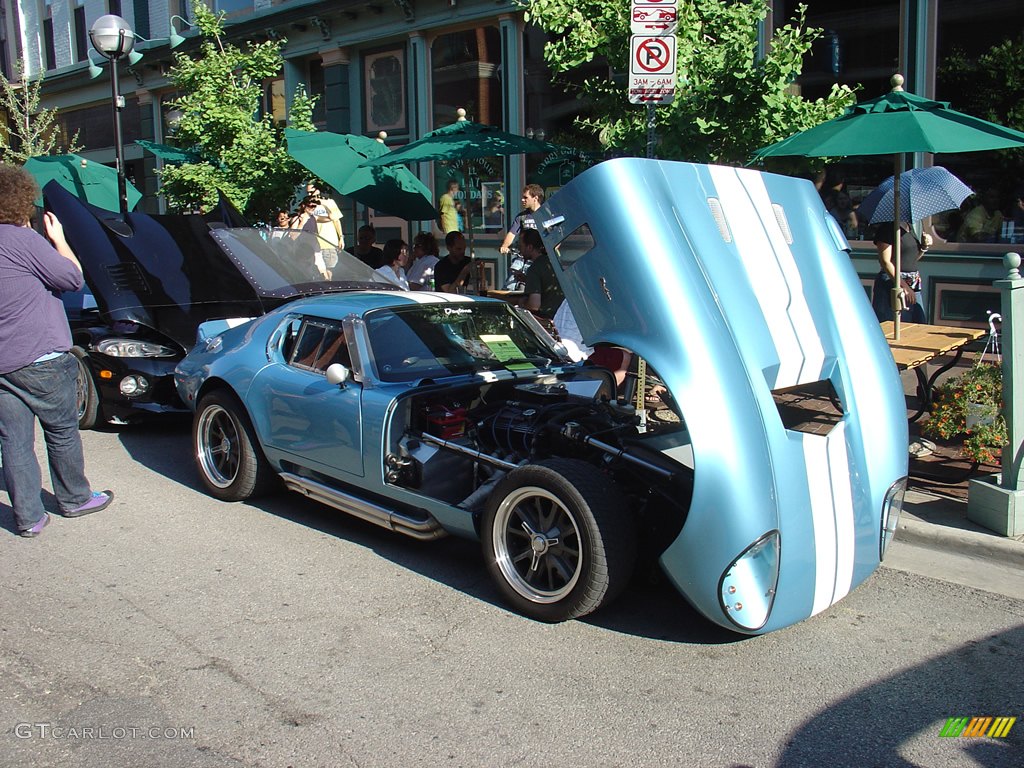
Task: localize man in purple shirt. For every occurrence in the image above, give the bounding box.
[0,165,113,537]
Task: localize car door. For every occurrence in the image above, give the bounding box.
[249,316,364,477]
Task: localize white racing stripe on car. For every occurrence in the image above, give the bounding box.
[735,168,825,387]
[378,291,461,304]
[707,166,825,390]
[827,422,855,603]
[802,426,855,615]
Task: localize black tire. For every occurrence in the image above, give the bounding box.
[482,458,637,622]
[71,346,100,430]
[193,390,275,501]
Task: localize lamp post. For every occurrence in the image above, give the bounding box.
[89,14,135,215]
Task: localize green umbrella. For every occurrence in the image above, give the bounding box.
[359,118,558,169]
[24,153,142,211]
[136,139,204,165]
[754,75,1024,338]
[360,114,557,267]
[285,128,437,221]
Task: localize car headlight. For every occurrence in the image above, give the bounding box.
[96,338,177,358]
[719,531,780,631]
[880,477,908,560]
[119,375,150,396]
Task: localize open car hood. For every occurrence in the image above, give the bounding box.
[44,183,396,350]
[535,159,908,631]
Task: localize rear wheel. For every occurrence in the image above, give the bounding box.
[71,346,100,430]
[482,458,636,622]
[193,390,274,501]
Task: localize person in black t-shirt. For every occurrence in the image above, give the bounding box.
[433,231,472,292]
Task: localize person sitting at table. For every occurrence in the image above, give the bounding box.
[872,221,931,324]
[406,231,440,290]
[957,188,1004,243]
[433,231,471,292]
[374,239,409,290]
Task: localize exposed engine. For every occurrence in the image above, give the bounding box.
[385,375,691,525]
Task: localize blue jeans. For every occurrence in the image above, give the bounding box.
[0,353,93,531]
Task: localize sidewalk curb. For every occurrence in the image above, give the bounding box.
[896,516,1024,569]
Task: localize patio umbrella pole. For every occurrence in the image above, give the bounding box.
[891,158,902,340]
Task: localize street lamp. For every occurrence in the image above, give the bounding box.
[89,14,135,215]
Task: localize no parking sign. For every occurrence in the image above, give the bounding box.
[628,1,677,105]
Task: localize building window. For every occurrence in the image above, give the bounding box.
[73,5,88,62]
[214,0,251,18]
[262,78,286,126]
[363,47,407,135]
[43,18,57,71]
[766,1,1023,251]
[932,0,1023,246]
[309,58,325,126]
[108,0,122,15]
[430,27,504,236]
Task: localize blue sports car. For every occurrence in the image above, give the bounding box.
[175,159,909,634]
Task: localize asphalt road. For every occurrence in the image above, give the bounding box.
[2,421,1022,768]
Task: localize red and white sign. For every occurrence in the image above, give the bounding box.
[631,4,677,34]
[629,2,677,105]
[631,35,676,75]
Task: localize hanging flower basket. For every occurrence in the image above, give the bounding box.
[923,363,1007,465]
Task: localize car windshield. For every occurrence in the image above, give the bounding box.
[209,227,400,297]
[364,304,558,382]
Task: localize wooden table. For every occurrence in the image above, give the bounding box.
[881,322,987,421]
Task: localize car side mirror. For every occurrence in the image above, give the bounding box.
[326,363,350,387]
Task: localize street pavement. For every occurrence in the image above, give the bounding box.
[1,422,1023,767]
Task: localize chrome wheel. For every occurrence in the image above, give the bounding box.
[491,485,583,604]
[196,403,241,489]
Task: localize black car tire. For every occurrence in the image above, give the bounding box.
[482,458,636,622]
[193,390,275,501]
[71,346,100,430]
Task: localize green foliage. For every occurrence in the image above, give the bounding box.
[0,64,82,164]
[923,363,1007,465]
[520,0,855,164]
[159,0,315,220]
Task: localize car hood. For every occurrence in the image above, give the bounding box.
[44,182,394,351]
[536,158,908,632]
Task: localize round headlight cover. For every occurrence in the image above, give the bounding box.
[719,531,781,631]
[880,477,908,560]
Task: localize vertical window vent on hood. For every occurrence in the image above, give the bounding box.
[772,379,844,435]
[104,262,151,294]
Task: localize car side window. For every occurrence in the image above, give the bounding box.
[288,318,350,374]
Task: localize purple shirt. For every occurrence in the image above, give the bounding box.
[0,224,83,374]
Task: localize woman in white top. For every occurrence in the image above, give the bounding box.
[406,231,440,290]
[374,239,410,290]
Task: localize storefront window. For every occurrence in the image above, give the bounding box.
[771,0,1024,247]
[263,77,286,127]
[521,25,606,200]
[933,0,1023,245]
[431,27,504,237]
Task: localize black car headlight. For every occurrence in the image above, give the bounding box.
[96,338,177,358]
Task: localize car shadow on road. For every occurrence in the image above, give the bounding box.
[774,624,1024,767]
[117,425,742,645]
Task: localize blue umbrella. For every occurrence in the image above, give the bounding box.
[856,166,973,226]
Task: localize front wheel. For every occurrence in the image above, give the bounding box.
[482,459,636,622]
[193,390,275,501]
[71,346,100,430]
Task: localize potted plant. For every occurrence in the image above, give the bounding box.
[923,363,1007,465]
